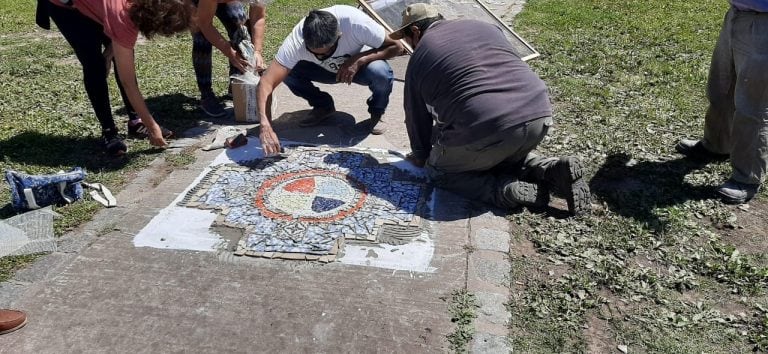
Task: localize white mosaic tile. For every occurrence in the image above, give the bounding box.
[177,146,428,261]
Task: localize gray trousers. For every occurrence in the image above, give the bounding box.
[702,8,768,185]
[425,116,557,209]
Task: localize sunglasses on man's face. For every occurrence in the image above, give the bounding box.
[306,36,340,60]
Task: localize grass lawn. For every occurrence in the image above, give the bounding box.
[508,0,768,352]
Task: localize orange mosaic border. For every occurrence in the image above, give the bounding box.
[254,169,368,223]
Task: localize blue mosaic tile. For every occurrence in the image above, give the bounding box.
[177,147,428,260]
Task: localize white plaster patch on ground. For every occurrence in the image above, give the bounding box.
[133,207,223,251]
[218,138,267,164]
[133,155,233,251]
[338,231,436,273]
[135,137,277,251]
[133,136,436,272]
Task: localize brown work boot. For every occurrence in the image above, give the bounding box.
[0,309,27,335]
[543,156,591,216]
[298,106,336,127]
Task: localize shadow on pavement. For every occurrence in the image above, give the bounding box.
[319,150,568,222]
[269,110,370,147]
[117,93,235,138]
[0,131,164,172]
[589,152,716,232]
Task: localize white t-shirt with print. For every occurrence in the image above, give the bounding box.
[274,5,386,73]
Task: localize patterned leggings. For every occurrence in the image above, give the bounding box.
[192,1,247,98]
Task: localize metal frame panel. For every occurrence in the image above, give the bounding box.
[357,0,539,60]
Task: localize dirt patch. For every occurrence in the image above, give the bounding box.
[0,30,62,41]
[55,54,80,67]
[675,282,754,318]
[718,201,768,266]
[584,314,615,353]
[512,233,537,256]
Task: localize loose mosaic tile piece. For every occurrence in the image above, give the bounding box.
[177,146,427,261]
[377,223,422,246]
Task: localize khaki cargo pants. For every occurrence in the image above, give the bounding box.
[702,8,768,185]
[425,116,557,209]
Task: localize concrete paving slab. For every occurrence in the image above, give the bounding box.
[0,56,514,352]
[472,228,510,253]
[472,332,511,354]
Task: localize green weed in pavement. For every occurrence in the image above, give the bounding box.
[446,289,479,353]
[0,254,42,283]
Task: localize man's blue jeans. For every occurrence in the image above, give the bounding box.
[283,60,394,115]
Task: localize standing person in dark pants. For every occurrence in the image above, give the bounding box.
[676,1,768,204]
[35,0,186,156]
[192,0,268,117]
[393,3,591,216]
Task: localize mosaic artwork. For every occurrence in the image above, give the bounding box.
[177,146,427,262]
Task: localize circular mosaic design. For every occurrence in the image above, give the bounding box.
[254,169,367,222]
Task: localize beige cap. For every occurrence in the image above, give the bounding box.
[390,3,440,39]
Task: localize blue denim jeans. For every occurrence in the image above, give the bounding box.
[283,60,394,115]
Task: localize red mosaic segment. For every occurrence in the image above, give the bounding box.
[283,178,315,193]
[254,169,368,223]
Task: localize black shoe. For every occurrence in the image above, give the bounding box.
[675,139,729,162]
[717,179,759,204]
[127,120,175,140]
[200,96,227,118]
[544,157,591,216]
[126,111,174,140]
[102,135,127,156]
[363,113,386,135]
[503,180,549,208]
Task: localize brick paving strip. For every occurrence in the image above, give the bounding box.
[466,1,526,351]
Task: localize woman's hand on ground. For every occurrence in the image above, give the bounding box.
[147,123,168,147]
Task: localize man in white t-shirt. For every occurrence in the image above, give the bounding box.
[257,5,403,156]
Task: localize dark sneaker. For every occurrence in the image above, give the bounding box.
[675,139,729,162]
[200,96,226,117]
[544,156,591,216]
[298,106,336,127]
[363,113,386,135]
[717,179,759,204]
[503,180,549,208]
[127,121,175,140]
[102,135,127,156]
